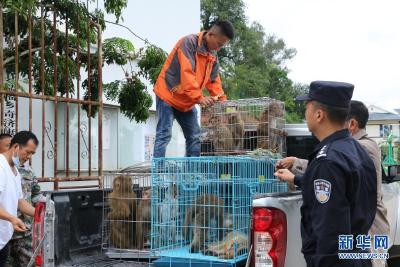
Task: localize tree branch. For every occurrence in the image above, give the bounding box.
[3,46,95,67]
[3,47,42,65]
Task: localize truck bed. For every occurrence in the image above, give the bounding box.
[58,249,152,267]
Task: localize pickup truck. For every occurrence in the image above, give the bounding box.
[249,124,400,267]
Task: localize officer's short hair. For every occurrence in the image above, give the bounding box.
[10,130,39,147]
[213,20,235,40]
[0,133,12,140]
[313,101,350,125]
[347,100,369,129]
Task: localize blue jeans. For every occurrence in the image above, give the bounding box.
[153,97,200,158]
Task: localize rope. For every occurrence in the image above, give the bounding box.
[26,232,46,267]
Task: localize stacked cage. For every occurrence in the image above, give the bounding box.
[151,156,288,266]
[201,97,286,156]
[102,171,154,260]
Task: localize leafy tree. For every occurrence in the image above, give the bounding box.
[0,0,163,122]
[201,0,305,122]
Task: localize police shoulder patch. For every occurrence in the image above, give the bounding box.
[316,145,328,159]
[314,179,331,204]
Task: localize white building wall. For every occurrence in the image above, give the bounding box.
[392,123,400,137]
[366,125,381,139]
[366,123,400,145]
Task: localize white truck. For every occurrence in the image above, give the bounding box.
[249,124,400,267]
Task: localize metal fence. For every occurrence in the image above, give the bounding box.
[0,5,103,190]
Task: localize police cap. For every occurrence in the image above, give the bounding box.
[296,81,354,108]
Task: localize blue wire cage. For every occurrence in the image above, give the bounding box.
[150,156,288,266]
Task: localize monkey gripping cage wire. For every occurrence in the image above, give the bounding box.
[102,172,155,261]
[150,156,288,266]
[200,97,286,157]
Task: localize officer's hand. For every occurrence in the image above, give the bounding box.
[274,168,295,184]
[276,157,297,170]
[198,96,216,107]
[10,217,27,232]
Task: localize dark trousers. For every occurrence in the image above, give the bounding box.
[153,97,201,158]
[0,243,10,267]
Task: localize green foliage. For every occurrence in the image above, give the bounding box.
[103,80,121,100]
[82,71,99,117]
[283,83,308,123]
[137,45,167,84]
[0,0,37,16]
[103,37,135,65]
[31,51,78,96]
[101,43,165,122]
[1,0,156,122]
[104,0,127,23]
[118,78,152,123]
[201,0,306,122]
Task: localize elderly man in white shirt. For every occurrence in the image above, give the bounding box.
[0,131,37,267]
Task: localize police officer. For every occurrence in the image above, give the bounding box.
[275,81,377,267]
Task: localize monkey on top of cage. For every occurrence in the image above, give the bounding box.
[205,114,235,154]
[201,105,247,155]
[225,109,245,151]
[256,101,286,153]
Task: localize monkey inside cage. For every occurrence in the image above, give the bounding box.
[102,172,154,260]
[151,156,288,266]
[200,97,286,157]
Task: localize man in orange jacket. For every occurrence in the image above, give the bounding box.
[153,20,235,157]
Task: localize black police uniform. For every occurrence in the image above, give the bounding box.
[294,81,377,267]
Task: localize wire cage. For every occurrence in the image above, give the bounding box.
[102,172,155,260]
[201,97,287,157]
[150,156,288,266]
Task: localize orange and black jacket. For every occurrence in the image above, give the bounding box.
[153,31,227,112]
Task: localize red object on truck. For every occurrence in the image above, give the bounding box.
[32,202,46,266]
[251,207,287,267]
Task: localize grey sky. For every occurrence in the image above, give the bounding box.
[246,0,400,112]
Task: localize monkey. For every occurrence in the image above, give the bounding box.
[109,221,135,249]
[207,115,235,153]
[136,188,152,249]
[226,112,245,150]
[222,213,234,229]
[213,126,235,153]
[256,108,270,150]
[269,101,284,118]
[256,102,286,152]
[204,231,248,259]
[107,175,137,249]
[107,175,137,219]
[201,110,212,126]
[183,194,225,253]
[268,102,287,152]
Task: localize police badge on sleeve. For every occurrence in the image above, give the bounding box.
[314,179,331,204]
